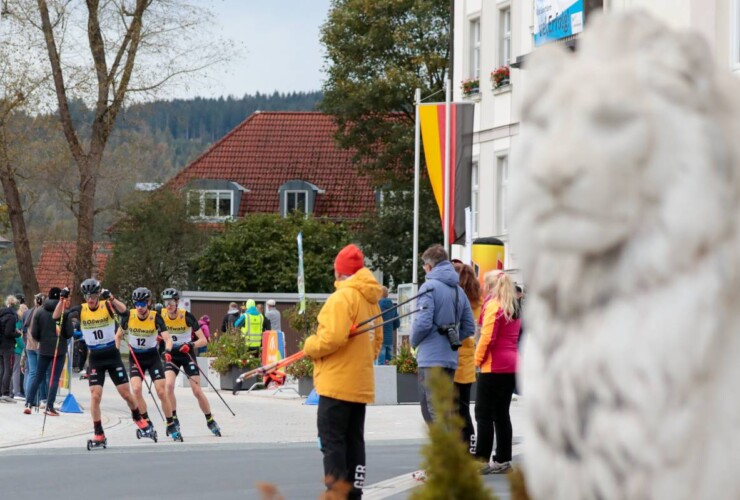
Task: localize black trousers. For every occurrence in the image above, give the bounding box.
[317,396,366,499]
[0,349,12,397]
[475,372,516,463]
[455,382,475,453]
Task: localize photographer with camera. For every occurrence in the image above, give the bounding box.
[411,244,475,427]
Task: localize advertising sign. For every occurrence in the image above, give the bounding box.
[534,0,584,47]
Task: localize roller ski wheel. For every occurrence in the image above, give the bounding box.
[207,420,221,437]
[87,435,107,451]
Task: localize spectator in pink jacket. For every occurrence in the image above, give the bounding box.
[197,315,210,356]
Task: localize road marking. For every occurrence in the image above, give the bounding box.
[363,444,523,499]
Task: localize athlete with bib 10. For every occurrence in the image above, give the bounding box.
[160,288,220,436]
[118,287,178,441]
[54,279,153,449]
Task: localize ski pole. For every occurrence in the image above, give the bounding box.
[350,289,431,332]
[42,300,64,436]
[185,351,236,416]
[350,306,426,336]
[127,342,164,422]
[235,350,306,386]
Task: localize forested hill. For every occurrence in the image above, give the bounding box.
[121,91,323,144]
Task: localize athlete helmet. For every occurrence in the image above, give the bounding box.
[80,278,101,296]
[131,287,152,303]
[161,288,179,300]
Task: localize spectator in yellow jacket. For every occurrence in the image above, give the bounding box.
[303,243,383,500]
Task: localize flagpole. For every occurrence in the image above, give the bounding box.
[443,77,451,255]
[412,88,421,286]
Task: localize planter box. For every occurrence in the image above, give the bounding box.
[396,372,419,404]
[297,377,314,397]
[372,365,397,406]
[219,366,258,391]
[196,357,220,392]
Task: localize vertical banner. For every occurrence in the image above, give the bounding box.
[419,102,475,243]
[297,232,306,315]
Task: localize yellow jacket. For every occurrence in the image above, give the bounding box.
[303,267,383,404]
[454,299,481,384]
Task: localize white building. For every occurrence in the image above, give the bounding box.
[453,0,738,272]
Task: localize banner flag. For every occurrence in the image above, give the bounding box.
[297,232,306,314]
[419,102,475,243]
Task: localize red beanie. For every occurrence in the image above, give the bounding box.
[334,244,364,276]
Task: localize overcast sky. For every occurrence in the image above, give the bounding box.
[182,0,331,99]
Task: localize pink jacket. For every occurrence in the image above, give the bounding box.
[475,298,521,373]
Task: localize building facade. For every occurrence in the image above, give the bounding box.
[453,0,737,272]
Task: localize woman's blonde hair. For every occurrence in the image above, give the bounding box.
[484,271,518,320]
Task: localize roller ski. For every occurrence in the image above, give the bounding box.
[207,418,221,437]
[167,422,184,442]
[87,433,107,451]
[134,419,158,443]
[166,415,180,436]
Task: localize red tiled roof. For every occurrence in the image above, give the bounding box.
[166,112,376,219]
[35,242,113,294]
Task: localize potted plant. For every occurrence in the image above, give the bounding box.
[460,77,480,97]
[390,343,418,404]
[284,302,321,396]
[490,65,510,90]
[206,328,261,391]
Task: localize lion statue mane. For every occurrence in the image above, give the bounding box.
[511,11,740,500]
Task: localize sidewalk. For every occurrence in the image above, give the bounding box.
[0,375,524,453]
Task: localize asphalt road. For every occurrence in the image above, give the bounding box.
[0,441,512,499]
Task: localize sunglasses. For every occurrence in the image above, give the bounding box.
[134,301,148,308]
[85,294,99,300]
[164,299,177,306]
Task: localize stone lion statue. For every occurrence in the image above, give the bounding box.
[510,11,740,500]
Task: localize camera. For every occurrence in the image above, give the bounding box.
[438,323,462,351]
[60,287,70,299]
[100,289,111,300]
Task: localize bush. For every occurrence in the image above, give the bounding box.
[390,343,417,374]
[206,328,261,374]
[285,329,315,379]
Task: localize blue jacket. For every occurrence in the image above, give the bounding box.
[379,297,400,346]
[411,260,475,369]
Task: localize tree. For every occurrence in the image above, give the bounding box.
[104,190,208,303]
[193,213,351,294]
[23,0,231,301]
[355,188,442,288]
[320,0,449,284]
[320,0,449,184]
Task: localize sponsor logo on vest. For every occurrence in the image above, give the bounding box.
[82,317,111,327]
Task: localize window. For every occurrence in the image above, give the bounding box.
[470,18,481,79]
[499,7,511,67]
[187,190,233,220]
[471,161,479,236]
[285,190,308,214]
[497,155,508,234]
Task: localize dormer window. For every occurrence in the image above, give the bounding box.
[188,190,233,220]
[285,190,308,214]
[279,180,324,217]
[185,179,248,221]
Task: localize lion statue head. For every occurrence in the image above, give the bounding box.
[511,11,740,499]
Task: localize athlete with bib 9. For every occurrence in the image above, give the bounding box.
[160,288,220,436]
[118,287,177,441]
[54,279,152,449]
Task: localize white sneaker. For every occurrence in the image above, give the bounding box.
[1,395,17,404]
[13,395,25,401]
[488,461,512,474]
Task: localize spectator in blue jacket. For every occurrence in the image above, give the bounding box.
[376,287,400,365]
[411,244,475,425]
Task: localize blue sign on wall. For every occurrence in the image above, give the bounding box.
[534,0,584,47]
